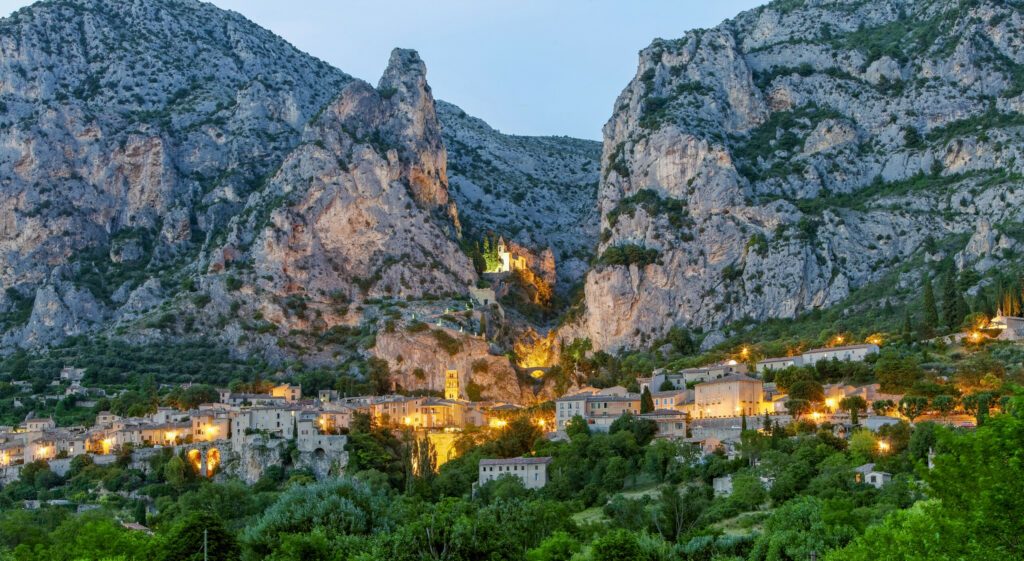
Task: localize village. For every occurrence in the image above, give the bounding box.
[0,309,1021,503]
[0,340,922,491]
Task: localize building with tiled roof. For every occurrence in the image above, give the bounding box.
[478,456,552,489]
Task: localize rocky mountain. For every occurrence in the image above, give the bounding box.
[569,0,1024,351]
[0,0,600,380]
[438,102,601,289]
[0,0,351,345]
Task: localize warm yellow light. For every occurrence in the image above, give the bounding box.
[865,334,884,346]
[489,419,508,429]
[403,416,412,426]
[825,399,836,409]
[877,440,890,453]
[165,431,178,442]
[811,412,821,420]
[740,346,750,359]
[0,451,8,466]
[831,335,845,346]
[204,426,217,437]
[968,331,984,344]
[101,438,114,454]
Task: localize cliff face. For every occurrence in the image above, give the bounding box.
[0,0,505,361]
[215,49,474,306]
[438,102,601,289]
[0,0,350,346]
[572,0,1024,351]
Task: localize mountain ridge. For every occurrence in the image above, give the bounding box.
[565,0,1024,352]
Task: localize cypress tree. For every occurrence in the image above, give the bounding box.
[901,308,914,343]
[641,387,654,413]
[922,274,939,335]
[941,265,968,330]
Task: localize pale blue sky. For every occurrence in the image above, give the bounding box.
[1,0,767,139]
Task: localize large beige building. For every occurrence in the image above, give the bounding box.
[554,387,640,432]
[479,456,552,489]
[370,397,466,429]
[694,374,766,418]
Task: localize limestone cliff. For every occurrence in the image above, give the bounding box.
[438,102,601,289]
[571,0,1024,351]
[0,0,591,371]
[374,327,540,404]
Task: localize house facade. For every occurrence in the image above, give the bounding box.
[694,374,765,418]
[478,456,552,489]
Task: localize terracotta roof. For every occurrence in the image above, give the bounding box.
[697,374,761,385]
[758,356,800,363]
[804,344,879,354]
[480,456,552,466]
[641,409,686,417]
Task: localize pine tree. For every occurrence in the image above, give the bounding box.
[741,412,748,432]
[921,274,939,335]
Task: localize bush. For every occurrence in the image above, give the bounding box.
[598,244,660,268]
[431,329,463,356]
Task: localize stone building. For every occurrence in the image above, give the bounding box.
[694,374,766,418]
[478,456,552,489]
[800,344,879,366]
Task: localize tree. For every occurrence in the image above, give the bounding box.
[962,393,993,426]
[662,326,697,355]
[730,473,767,510]
[849,429,878,461]
[875,353,922,393]
[640,387,654,414]
[160,512,239,561]
[824,500,976,561]
[955,354,1006,391]
[242,479,391,558]
[873,399,896,416]
[609,413,657,446]
[898,396,929,423]
[786,398,810,419]
[643,439,681,482]
[901,308,915,343]
[526,531,580,561]
[839,396,868,425]
[773,366,815,393]
[921,273,939,336]
[789,379,825,403]
[367,357,391,395]
[941,264,967,331]
[931,395,956,419]
[164,455,187,488]
[564,415,590,440]
[590,529,641,561]
[652,484,708,542]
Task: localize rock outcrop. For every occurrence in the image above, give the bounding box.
[570,0,1024,351]
[374,327,540,404]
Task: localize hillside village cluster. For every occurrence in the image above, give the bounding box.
[0,340,922,493]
